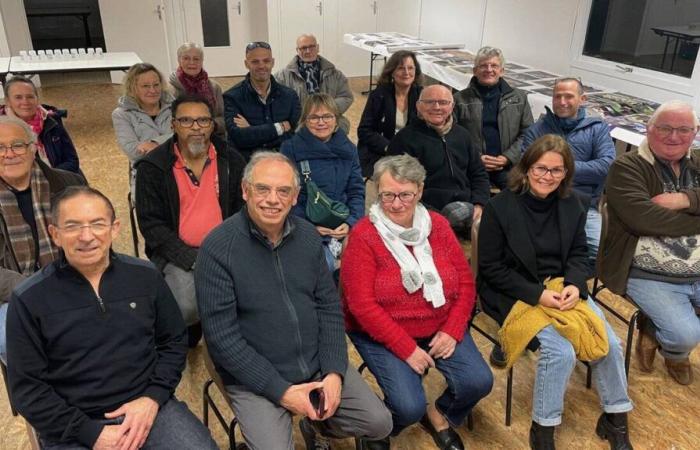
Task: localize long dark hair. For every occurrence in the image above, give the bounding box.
[507,134,575,197]
[377,50,423,87]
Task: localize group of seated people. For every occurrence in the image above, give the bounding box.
[0,34,696,450]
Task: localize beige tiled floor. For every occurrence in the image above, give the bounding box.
[0,76,697,449]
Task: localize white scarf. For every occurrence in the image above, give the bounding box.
[369,203,446,308]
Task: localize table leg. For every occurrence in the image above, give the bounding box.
[82,13,93,48]
[362,52,377,96]
[661,35,670,69]
[670,36,681,72]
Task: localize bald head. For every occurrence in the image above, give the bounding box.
[417,84,454,127]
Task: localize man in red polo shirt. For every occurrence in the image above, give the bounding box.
[136,93,246,346]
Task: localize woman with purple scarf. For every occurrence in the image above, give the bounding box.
[169,42,225,138]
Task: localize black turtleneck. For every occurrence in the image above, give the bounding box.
[476,79,503,157]
[518,191,563,280]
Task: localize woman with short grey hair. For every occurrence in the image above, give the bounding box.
[341,154,492,450]
[169,42,225,137]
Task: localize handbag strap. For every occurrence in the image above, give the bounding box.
[300,160,311,181]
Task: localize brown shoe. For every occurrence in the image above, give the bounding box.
[635,316,658,372]
[664,358,693,385]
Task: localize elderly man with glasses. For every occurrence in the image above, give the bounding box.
[276,34,353,133]
[600,100,700,386]
[223,41,301,160]
[388,84,490,238]
[454,46,534,190]
[0,116,84,364]
[135,93,246,348]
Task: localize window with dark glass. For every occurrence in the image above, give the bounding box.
[583,0,700,78]
[200,0,230,47]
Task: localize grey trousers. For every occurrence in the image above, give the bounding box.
[162,263,199,326]
[225,366,392,450]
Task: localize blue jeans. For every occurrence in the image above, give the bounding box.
[532,299,633,426]
[0,302,7,364]
[349,331,493,436]
[585,207,602,275]
[626,278,700,360]
[39,397,217,449]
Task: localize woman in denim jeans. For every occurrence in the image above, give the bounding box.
[341,154,492,450]
[478,135,633,450]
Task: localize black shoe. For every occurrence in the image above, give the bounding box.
[490,344,507,368]
[529,421,555,450]
[187,322,203,348]
[596,413,633,449]
[357,436,390,450]
[300,417,332,450]
[419,415,464,450]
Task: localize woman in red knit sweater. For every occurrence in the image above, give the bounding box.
[341,155,493,450]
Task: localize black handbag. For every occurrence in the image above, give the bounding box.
[300,160,350,229]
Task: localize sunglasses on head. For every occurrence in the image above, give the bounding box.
[246,41,271,53]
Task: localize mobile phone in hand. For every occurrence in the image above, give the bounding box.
[309,387,325,419]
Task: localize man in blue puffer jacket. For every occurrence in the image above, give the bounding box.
[522,78,615,270]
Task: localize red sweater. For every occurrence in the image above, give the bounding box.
[341,211,475,360]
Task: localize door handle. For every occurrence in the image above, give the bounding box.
[316,1,323,15]
[155,3,164,20]
[237,1,241,15]
[372,1,377,15]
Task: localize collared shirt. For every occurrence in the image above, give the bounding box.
[173,143,223,247]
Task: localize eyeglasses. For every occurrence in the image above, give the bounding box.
[307,114,335,123]
[477,63,501,70]
[250,183,294,200]
[378,191,417,203]
[137,83,160,91]
[174,117,213,128]
[419,99,452,107]
[530,165,567,179]
[246,41,271,53]
[0,141,32,156]
[297,44,318,52]
[652,124,698,137]
[56,222,113,236]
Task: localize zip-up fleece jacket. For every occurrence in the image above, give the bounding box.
[6,253,187,448]
[195,209,347,404]
[387,119,491,210]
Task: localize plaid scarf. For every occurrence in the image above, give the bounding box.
[0,163,58,274]
[176,66,217,109]
[297,58,321,93]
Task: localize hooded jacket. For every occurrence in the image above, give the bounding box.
[522,106,615,208]
[281,127,365,226]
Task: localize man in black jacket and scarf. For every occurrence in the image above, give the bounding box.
[388,84,490,236]
[136,94,245,346]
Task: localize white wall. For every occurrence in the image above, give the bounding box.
[0,0,32,56]
[418,0,485,52]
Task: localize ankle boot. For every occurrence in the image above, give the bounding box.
[529,421,555,450]
[596,413,633,449]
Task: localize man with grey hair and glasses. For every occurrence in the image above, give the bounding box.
[224,41,301,160]
[0,116,84,364]
[196,152,391,449]
[599,100,700,386]
[454,46,533,189]
[276,34,353,132]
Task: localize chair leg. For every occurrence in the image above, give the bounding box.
[202,379,214,428]
[625,310,641,378]
[586,364,592,389]
[128,192,139,257]
[467,412,474,431]
[505,367,513,427]
[228,417,237,450]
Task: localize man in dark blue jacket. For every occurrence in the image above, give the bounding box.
[196,152,391,450]
[7,186,217,450]
[223,41,301,160]
[522,77,615,265]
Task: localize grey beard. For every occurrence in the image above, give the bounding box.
[188,141,207,156]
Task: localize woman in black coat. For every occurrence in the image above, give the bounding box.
[357,50,423,178]
[477,135,633,450]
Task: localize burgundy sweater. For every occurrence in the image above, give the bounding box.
[341,211,475,360]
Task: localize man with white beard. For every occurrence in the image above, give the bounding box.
[136,93,246,347]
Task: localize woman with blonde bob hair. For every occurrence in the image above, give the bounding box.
[112,63,174,164]
[281,93,364,271]
[478,134,633,449]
